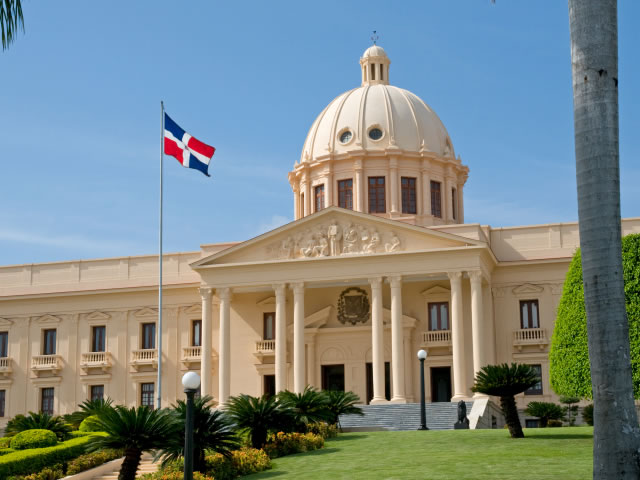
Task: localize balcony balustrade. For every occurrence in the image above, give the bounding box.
[253,339,275,362]
[420,330,452,351]
[513,328,548,351]
[80,351,112,373]
[31,354,62,375]
[0,357,12,377]
[181,346,201,369]
[130,348,158,371]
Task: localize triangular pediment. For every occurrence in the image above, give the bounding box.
[36,314,62,324]
[192,207,484,267]
[0,317,14,326]
[512,283,545,295]
[86,311,111,321]
[134,307,158,318]
[421,285,451,297]
[257,296,276,306]
[182,304,202,315]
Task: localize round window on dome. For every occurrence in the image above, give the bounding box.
[339,131,353,144]
[368,128,383,140]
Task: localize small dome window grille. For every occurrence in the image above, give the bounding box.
[339,131,353,144]
[368,128,383,140]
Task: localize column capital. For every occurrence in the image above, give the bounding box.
[273,283,287,297]
[368,276,383,289]
[468,270,484,285]
[388,275,402,288]
[217,287,232,301]
[199,286,213,300]
[447,271,462,283]
[291,282,305,295]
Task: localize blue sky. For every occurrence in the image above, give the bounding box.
[1,1,639,266]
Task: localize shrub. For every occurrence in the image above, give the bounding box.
[10,430,57,450]
[79,415,102,433]
[0,449,16,456]
[263,432,324,459]
[550,234,640,398]
[5,413,71,441]
[307,422,338,439]
[0,433,103,478]
[66,448,122,475]
[7,464,64,480]
[524,402,565,428]
[229,448,271,476]
[548,419,563,427]
[0,437,11,448]
[582,404,594,426]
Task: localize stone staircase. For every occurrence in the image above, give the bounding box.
[89,453,159,480]
[339,402,474,431]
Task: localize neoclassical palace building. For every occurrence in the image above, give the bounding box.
[0,45,638,426]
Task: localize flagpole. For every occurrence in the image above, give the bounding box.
[157,101,164,409]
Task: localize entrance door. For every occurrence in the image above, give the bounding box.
[365,362,391,404]
[430,367,452,402]
[321,364,345,391]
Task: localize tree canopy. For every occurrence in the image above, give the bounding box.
[550,234,640,398]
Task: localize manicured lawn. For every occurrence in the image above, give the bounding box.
[245,427,593,480]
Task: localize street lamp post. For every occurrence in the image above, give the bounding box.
[417,349,429,430]
[182,371,201,480]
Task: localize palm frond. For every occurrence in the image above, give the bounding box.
[1,0,24,50]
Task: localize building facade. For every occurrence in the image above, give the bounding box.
[0,45,638,425]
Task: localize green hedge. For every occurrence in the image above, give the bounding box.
[0,433,105,477]
[550,234,640,398]
[10,430,57,450]
[66,448,122,475]
[78,415,102,433]
[0,437,11,448]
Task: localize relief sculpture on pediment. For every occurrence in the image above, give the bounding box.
[266,217,403,260]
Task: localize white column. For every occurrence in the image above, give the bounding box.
[307,338,316,387]
[458,183,465,223]
[448,271,467,400]
[469,270,487,397]
[369,277,386,404]
[444,177,452,222]
[355,161,364,212]
[218,287,231,404]
[390,157,399,214]
[304,182,311,216]
[274,283,287,392]
[199,287,213,398]
[389,276,406,403]
[422,163,431,217]
[293,188,300,220]
[403,328,414,402]
[292,282,305,393]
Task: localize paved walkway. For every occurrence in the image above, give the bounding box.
[90,453,159,480]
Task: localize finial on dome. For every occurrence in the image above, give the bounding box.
[371,30,379,45]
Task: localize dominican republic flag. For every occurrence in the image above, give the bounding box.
[164,113,215,177]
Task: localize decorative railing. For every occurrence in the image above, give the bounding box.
[422,330,451,344]
[513,328,548,350]
[80,352,112,368]
[31,354,61,372]
[255,340,275,353]
[0,357,12,376]
[131,349,158,363]
[182,346,202,360]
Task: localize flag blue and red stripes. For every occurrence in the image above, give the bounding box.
[163,113,215,177]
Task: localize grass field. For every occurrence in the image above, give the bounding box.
[245,427,593,480]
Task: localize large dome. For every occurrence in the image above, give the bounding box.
[300,46,454,163]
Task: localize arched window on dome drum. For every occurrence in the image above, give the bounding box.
[368,177,386,213]
[314,185,325,212]
[338,179,353,210]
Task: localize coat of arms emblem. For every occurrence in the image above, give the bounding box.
[337,287,370,325]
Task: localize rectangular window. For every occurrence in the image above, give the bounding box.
[263,312,275,340]
[0,332,7,358]
[452,188,458,220]
[338,179,353,210]
[41,387,54,415]
[401,177,417,214]
[300,193,305,216]
[314,184,325,212]
[525,364,543,395]
[370,63,376,81]
[90,385,104,402]
[430,181,442,218]
[520,300,540,329]
[379,64,384,81]
[368,177,386,213]
[141,323,156,350]
[43,329,56,355]
[141,383,154,408]
[192,320,202,347]
[428,302,449,331]
[91,326,106,353]
[0,390,4,417]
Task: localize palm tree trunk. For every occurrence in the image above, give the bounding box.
[499,396,523,439]
[119,447,142,480]
[194,447,206,474]
[569,1,640,478]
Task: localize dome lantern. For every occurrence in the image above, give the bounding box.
[360,44,390,86]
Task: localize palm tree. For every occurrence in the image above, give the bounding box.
[0,0,23,50]
[65,397,115,428]
[225,394,290,449]
[4,412,71,440]
[524,402,564,428]
[569,0,640,477]
[158,395,239,473]
[471,363,539,438]
[88,405,175,480]
[322,390,364,430]
[278,386,331,432]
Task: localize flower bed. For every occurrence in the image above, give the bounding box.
[263,432,324,459]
